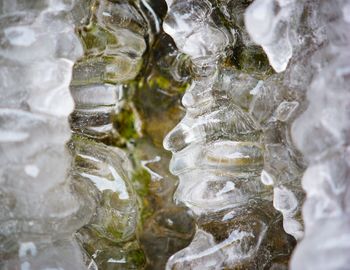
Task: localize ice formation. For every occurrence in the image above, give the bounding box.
[0,0,89,268]
[69,138,142,269]
[246,0,350,269]
[69,0,195,268]
[163,0,299,268]
[245,0,296,73]
[70,0,149,140]
[2,0,350,269]
[290,1,350,269]
[68,0,152,267]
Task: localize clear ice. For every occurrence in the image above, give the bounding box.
[68,0,151,268]
[1,0,350,269]
[70,0,148,140]
[163,0,300,268]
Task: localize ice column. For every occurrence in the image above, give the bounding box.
[163,0,295,269]
[70,0,149,141]
[68,0,152,268]
[0,0,89,269]
[291,1,350,269]
[244,0,328,241]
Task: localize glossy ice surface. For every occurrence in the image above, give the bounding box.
[1,0,349,269]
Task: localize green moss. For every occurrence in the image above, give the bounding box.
[131,168,154,224]
[127,249,146,267]
[78,23,118,54]
[112,104,139,141]
[131,168,151,197]
[224,37,274,79]
[71,133,96,144]
[155,76,171,90]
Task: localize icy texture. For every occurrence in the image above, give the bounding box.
[245,0,295,72]
[70,0,149,140]
[291,1,350,269]
[163,0,297,268]
[246,0,350,267]
[4,0,348,268]
[0,0,89,269]
[130,27,196,269]
[69,138,143,269]
[69,1,195,268]
[71,139,138,243]
[68,0,153,267]
[244,0,332,241]
[163,0,230,66]
[249,75,305,241]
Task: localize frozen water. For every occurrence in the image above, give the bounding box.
[245,0,295,72]
[0,0,89,268]
[163,0,297,268]
[70,0,148,139]
[163,0,230,65]
[166,229,225,270]
[2,0,348,268]
[290,1,350,267]
[71,139,138,244]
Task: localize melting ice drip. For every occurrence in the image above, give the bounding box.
[0,0,90,269]
[163,0,296,268]
[291,1,350,269]
[245,0,295,73]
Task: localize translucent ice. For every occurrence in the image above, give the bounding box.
[70,0,149,139]
[70,138,143,268]
[0,0,89,268]
[163,0,296,268]
[245,0,295,72]
[163,0,230,65]
[291,2,350,267]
